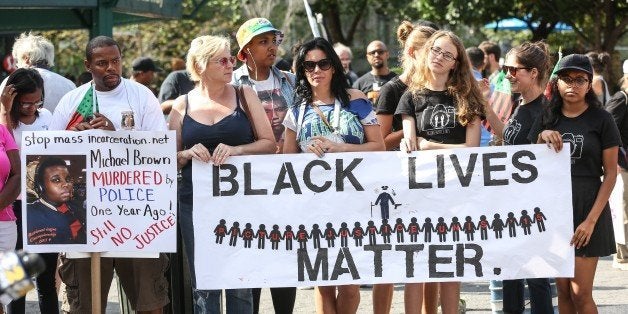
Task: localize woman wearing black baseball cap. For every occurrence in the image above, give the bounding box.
[529,54,620,312]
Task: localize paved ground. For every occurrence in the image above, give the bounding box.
[24,256,627,313]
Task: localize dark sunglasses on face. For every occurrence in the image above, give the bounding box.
[367,49,387,56]
[209,56,236,67]
[502,65,532,76]
[303,59,332,72]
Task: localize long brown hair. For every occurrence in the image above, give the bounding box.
[408,30,485,126]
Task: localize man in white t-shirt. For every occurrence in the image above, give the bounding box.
[0,33,75,113]
[50,36,168,314]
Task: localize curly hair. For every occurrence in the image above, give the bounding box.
[408,31,485,126]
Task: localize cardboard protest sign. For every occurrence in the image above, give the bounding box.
[193,145,573,289]
[21,130,177,253]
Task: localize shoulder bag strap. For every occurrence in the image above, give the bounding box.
[236,85,258,140]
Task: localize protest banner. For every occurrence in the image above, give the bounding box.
[193,144,573,289]
[21,130,177,253]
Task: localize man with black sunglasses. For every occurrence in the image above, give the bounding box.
[352,40,397,107]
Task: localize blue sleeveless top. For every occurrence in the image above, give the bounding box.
[180,87,254,203]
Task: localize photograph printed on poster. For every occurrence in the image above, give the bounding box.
[25,155,87,245]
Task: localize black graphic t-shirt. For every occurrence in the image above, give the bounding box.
[395,89,467,144]
[529,106,620,177]
[376,77,408,133]
[503,95,544,145]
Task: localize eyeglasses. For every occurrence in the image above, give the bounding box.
[367,49,387,56]
[208,56,236,67]
[558,76,589,87]
[303,59,332,72]
[429,47,457,62]
[502,65,532,76]
[19,100,43,108]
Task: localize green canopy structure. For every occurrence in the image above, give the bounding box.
[0,0,182,37]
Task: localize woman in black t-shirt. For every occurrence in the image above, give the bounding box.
[530,54,620,313]
[395,30,485,314]
[485,42,555,313]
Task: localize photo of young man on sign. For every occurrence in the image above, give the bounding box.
[26,155,86,245]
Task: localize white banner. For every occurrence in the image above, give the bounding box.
[21,130,177,253]
[193,145,574,289]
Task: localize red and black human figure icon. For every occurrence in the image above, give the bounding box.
[505,212,519,238]
[519,210,533,235]
[478,215,490,240]
[228,221,241,246]
[310,224,323,249]
[269,224,283,250]
[324,222,337,248]
[421,218,435,243]
[435,217,449,242]
[408,217,420,242]
[533,207,547,232]
[256,224,268,249]
[352,222,365,247]
[338,222,351,247]
[394,218,407,243]
[450,217,462,242]
[491,214,505,239]
[283,225,295,250]
[242,223,254,248]
[463,216,476,241]
[214,219,227,244]
[366,220,379,245]
[380,219,392,244]
[296,224,309,249]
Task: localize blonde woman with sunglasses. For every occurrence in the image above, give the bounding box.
[283,37,384,314]
[168,35,275,313]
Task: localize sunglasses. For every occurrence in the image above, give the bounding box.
[209,56,236,67]
[502,65,532,76]
[367,49,387,56]
[303,59,332,72]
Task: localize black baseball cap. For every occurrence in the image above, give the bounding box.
[131,57,163,72]
[555,54,593,76]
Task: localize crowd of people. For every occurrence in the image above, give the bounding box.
[0,15,626,314]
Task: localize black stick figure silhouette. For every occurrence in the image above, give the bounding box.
[505,212,519,238]
[283,225,294,250]
[310,224,323,249]
[269,224,282,250]
[256,224,268,249]
[533,207,547,232]
[463,216,476,241]
[228,222,241,246]
[435,217,449,242]
[450,217,462,242]
[380,219,392,244]
[324,222,337,247]
[421,218,435,243]
[338,222,350,247]
[352,222,364,247]
[214,219,227,244]
[520,210,532,235]
[491,214,505,239]
[242,223,254,248]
